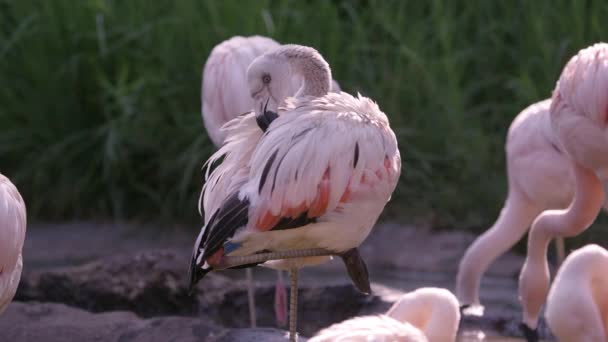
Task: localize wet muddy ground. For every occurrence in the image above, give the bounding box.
[4,221,558,341]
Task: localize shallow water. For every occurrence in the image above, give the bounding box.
[229,264,532,341]
[22,222,541,340]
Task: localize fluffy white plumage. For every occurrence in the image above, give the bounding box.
[310,288,460,342]
[0,174,26,314]
[198,91,400,271]
[545,244,608,341]
[231,92,400,260]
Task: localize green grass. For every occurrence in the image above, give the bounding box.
[1,0,607,229]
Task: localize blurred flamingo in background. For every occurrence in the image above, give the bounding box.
[518,43,608,341]
[200,35,341,328]
[310,287,460,342]
[0,174,26,314]
[456,99,608,311]
[545,244,608,341]
[191,44,400,339]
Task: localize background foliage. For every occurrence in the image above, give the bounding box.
[1,0,607,230]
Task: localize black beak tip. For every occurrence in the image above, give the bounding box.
[519,322,539,342]
[187,261,205,296]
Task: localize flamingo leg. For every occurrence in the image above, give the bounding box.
[245,268,257,328]
[215,248,334,269]
[274,270,288,327]
[554,237,566,267]
[289,267,299,342]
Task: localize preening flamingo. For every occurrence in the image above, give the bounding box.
[201,35,340,146]
[545,244,608,341]
[518,43,608,341]
[310,287,460,342]
[0,174,27,314]
[456,99,608,310]
[190,44,401,340]
[200,35,341,328]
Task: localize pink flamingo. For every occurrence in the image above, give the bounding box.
[518,43,608,341]
[456,99,608,310]
[191,44,401,340]
[310,287,460,342]
[0,174,27,314]
[545,244,608,341]
[200,35,341,327]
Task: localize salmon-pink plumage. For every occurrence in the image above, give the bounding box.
[0,174,26,314]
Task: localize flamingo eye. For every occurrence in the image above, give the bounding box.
[262,74,271,84]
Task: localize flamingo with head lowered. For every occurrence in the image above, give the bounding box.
[200,35,341,327]
[456,99,608,312]
[310,287,460,342]
[0,174,26,314]
[518,43,608,341]
[190,44,401,340]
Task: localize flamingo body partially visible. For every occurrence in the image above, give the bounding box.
[518,43,608,338]
[457,100,571,308]
[310,287,460,342]
[545,244,608,341]
[201,35,340,147]
[0,174,26,314]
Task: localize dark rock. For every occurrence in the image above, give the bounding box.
[15,250,391,337]
[209,328,306,342]
[213,284,390,337]
[461,311,554,341]
[0,302,223,342]
[16,250,238,318]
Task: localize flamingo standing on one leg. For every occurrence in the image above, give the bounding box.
[545,244,608,341]
[190,44,401,340]
[0,174,27,314]
[518,43,608,341]
[200,35,341,327]
[310,287,460,342]
[456,99,608,311]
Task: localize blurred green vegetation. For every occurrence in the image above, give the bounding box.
[1,0,607,229]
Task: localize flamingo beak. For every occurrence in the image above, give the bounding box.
[256,98,278,132]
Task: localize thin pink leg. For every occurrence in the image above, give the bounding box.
[274,270,288,327]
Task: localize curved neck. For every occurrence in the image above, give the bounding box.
[272,44,331,98]
[537,163,603,241]
[523,162,604,329]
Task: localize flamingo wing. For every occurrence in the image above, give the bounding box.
[243,93,400,232]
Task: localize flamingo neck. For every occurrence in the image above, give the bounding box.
[522,163,604,328]
[272,45,331,98]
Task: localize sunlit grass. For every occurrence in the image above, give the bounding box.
[1,0,607,228]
